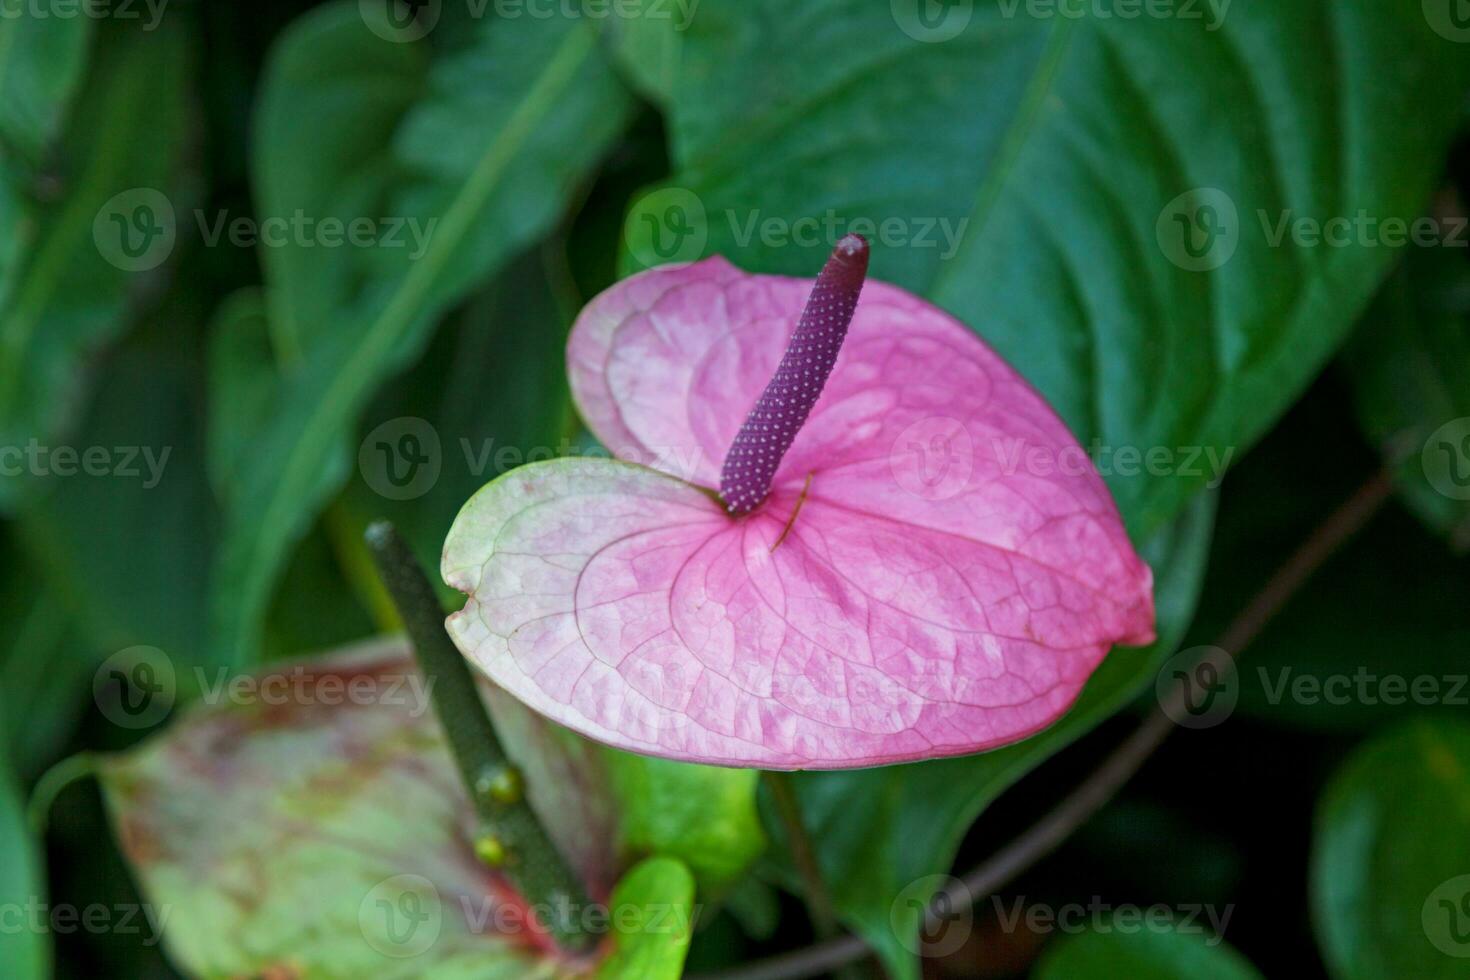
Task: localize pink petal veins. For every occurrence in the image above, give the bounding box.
[446,256,1155,769]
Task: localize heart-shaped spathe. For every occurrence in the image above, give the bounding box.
[443,255,1154,769]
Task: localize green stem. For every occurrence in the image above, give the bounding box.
[365,521,593,953]
[28,752,98,834]
[762,771,842,942]
[326,499,401,633]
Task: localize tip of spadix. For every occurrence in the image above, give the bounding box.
[718,234,869,515]
[826,234,869,289]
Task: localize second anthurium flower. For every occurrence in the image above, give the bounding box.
[442,237,1155,770]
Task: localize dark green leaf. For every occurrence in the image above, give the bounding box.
[1311,718,1470,980]
[204,288,274,500]
[0,13,91,345]
[344,250,574,583]
[1185,379,1469,732]
[208,3,635,668]
[0,21,190,509]
[1033,921,1263,980]
[599,0,688,104]
[0,583,87,779]
[0,14,91,164]
[1344,245,1470,547]
[16,339,215,659]
[632,0,1468,537]
[3,239,215,772]
[0,705,48,980]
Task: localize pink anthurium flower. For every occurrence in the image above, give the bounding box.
[443,236,1155,770]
